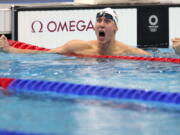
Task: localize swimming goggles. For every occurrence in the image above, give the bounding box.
[96,12,114,21]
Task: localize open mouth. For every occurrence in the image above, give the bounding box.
[98,31,106,41]
[99,31,105,37]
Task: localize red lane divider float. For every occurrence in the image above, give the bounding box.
[8,40,50,51]
[0,78,15,89]
[8,40,180,64]
[67,54,180,64]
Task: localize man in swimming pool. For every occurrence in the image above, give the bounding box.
[0,8,179,56]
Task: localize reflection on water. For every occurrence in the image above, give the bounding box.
[0,93,180,135]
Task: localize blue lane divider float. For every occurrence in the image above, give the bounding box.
[0,130,55,135]
[0,78,178,105]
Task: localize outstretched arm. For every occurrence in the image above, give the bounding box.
[172,38,180,55]
[0,35,49,54]
[0,35,92,55]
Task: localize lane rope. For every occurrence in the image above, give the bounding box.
[8,40,180,64]
[67,53,180,64]
[0,130,54,135]
[8,40,50,51]
[0,77,180,105]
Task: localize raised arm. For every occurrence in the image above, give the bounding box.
[172,38,180,55]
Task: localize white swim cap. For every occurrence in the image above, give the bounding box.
[96,7,118,25]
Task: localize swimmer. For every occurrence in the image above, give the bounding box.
[0,8,179,56]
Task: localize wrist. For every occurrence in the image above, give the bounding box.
[2,45,10,52]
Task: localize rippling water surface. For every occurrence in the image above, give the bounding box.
[0,50,180,135]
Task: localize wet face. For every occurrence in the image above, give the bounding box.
[95,15,118,44]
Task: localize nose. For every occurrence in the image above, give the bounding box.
[98,20,105,28]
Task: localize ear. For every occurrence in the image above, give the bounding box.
[116,25,118,32]
[114,25,118,34]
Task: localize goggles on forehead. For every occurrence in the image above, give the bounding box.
[96,12,114,21]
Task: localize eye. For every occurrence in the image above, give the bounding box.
[96,18,102,23]
[104,19,112,24]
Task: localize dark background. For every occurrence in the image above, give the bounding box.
[137,6,169,48]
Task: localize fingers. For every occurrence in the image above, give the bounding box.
[0,35,7,41]
[0,35,9,50]
[172,38,180,54]
[174,37,180,40]
[172,37,180,48]
[0,34,4,38]
[172,37,180,42]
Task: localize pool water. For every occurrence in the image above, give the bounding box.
[0,49,180,135]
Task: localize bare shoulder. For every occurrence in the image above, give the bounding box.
[87,40,98,45]
[51,40,96,54]
[115,40,151,55]
[61,40,93,50]
[115,41,131,51]
[66,40,91,46]
[87,40,98,47]
[116,41,129,48]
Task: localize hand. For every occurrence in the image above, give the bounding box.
[0,35,10,51]
[172,37,180,55]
